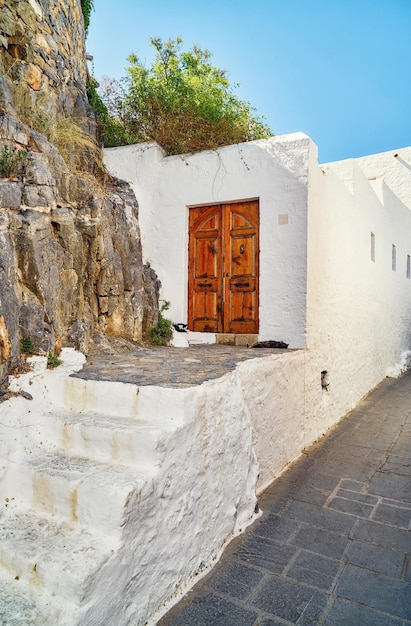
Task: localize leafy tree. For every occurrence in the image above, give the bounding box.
[98,38,272,154]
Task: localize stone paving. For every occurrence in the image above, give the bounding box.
[158,370,411,626]
[74,344,288,387]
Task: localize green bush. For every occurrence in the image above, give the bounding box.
[150,300,174,346]
[87,76,136,147]
[98,37,272,154]
[47,352,62,369]
[20,337,35,355]
[0,145,32,179]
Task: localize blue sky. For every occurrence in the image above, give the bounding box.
[87,0,411,163]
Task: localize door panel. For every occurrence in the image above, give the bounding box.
[188,206,222,332]
[224,202,259,333]
[188,201,259,333]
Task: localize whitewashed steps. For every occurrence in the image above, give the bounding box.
[0,510,113,608]
[0,572,66,626]
[15,452,156,537]
[0,351,185,624]
[38,409,164,468]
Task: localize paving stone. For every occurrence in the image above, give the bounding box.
[291,525,349,559]
[234,536,296,573]
[205,560,265,600]
[339,479,367,492]
[269,471,337,506]
[251,618,286,626]
[324,598,403,626]
[326,496,374,518]
[77,345,288,388]
[251,576,326,623]
[257,497,290,516]
[366,448,393,461]
[336,565,411,619]
[328,444,377,458]
[390,441,411,458]
[332,433,391,453]
[286,551,340,590]
[345,540,406,578]
[368,472,411,503]
[354,518,411,553]
[285,501,355,535]
[382,455,411,476]
[312,456,377,481]
[158,591,258,626]
[296,591,329,626]
[335,489,378,505]
[253,514,301,543]
[372,502,411,528]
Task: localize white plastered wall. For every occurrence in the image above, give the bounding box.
[105,133,314,348]
[303,146,411,442]
[238,145,411,493]
[105,138,411,492]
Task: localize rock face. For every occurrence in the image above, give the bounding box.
[0,0,92,128]
[0,1,159,383]
[0,114,159,382]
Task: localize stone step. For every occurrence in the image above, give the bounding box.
[12,453,155,537]
[41,409,164,468]
[0,510,112,608]
[0,572,67,626]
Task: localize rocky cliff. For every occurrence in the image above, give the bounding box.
[0,0,92,130]
[0,0,159,383]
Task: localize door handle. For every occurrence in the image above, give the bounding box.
[234,282,250,287]
[198,282,212,287]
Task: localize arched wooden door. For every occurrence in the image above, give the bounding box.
[188,200,259,333]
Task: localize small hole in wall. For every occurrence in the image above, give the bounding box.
[321,370,329,391]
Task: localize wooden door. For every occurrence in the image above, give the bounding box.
[188,201,259,333]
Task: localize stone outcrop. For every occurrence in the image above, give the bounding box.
[0,0,92,130]
[0,110,159,381]
[0,1,159,383]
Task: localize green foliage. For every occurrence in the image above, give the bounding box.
[0,145,32,179]
[87,76,135,147]
[20,337,35,355]
[47,352,62,369]
[80,0,94,35]
[99,38,272,154]
[149,300,174,346]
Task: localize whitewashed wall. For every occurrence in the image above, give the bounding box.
[105,134,314,348]
[304,147,411,442]
[105,137,411,493]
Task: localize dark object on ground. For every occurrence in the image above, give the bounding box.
[173,323,188,333]
[0,389,33,403]
[252,340,289,349]
[19,390,33,400]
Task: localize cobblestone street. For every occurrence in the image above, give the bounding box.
[158,370,411,625]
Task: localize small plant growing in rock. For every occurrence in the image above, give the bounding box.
[47,352,62,369]
[20,337,35,355]
[150,300,174,346]
[0,145,32,179]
